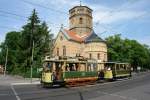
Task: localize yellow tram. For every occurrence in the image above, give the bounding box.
[41,57,132,87]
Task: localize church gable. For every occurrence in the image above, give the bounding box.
[53,28,82,57]
[54,29,69,46]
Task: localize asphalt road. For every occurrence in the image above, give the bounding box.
[0,72,150,100]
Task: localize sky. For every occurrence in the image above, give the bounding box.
[0,0,150,46]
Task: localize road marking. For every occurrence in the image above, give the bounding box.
[11,81,40,86]
[11,85,21,100]
[97,91,137,100]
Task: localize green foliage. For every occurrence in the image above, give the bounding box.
[106,34,150,70]
[0,9,53,77]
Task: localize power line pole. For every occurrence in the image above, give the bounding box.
[30,9,35,83]
[4,46,8,76]
[30,41,34,83]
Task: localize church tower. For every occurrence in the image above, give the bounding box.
[53,3,107,62]
[69,5,93,36]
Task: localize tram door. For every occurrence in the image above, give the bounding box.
[55,62,63,80]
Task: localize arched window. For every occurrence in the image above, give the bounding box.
[89,53,92,59]
[97,53,100,60]
[63,46,66,56]
[104,54,107,61]
[60,36,63,41]
[79,17,83,24]
[57,48,59,56]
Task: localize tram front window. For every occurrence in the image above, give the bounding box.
[104,63,114,71]
[43,62,52,72]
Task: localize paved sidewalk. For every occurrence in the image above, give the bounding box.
[0,74,40,86]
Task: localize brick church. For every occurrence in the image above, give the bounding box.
[52,5,107,62]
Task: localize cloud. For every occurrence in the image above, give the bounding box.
[93,10,146,24]
[36,0,79,9]
[86,0,148,24]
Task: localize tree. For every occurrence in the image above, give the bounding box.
[0,9,53,77]
[0,31,22,73]
[106,34,150,70]
[0,43,5,65]
[20,9,53,77]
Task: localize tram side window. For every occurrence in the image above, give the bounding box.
[120,65,125,70]
[124,65,127,70]
[69,64,74,71]
[126,65,130,70]
[109,65,114,70]
[116,65,120,70]
[66,64,69,71]
[88,63,96,71]
[87,65,90,71]
[66,64,78,72]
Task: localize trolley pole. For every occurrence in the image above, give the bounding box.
[4,46,8,76]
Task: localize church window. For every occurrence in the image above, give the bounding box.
[63,46,66,56]
[71,19,74,24]
[104,54,106,61]
[70,10,75,14]
[89,53,92,59]
[97,53,100,60]
[60,36,63,41]
[57,48,59,56]
[77,8,84,11]
[86,9,91,14]
[79,17,83,24]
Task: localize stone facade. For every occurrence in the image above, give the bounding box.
[52,5,107,62]
[53,31,81,57]
[69,6,93,36]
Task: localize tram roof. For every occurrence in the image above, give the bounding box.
[43,59,129,65]
[43,59,87,63]
[104,62,130,64]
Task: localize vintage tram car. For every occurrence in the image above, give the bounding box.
[41,56,131,87]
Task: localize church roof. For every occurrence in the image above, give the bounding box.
[85,31,105,43]
[60,28,104,43]
[64,29,83,42]
[62,29,89,42]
